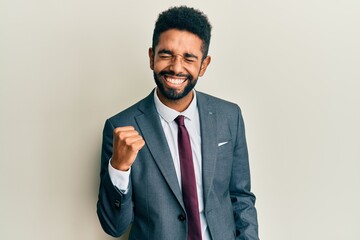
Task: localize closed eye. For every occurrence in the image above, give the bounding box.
[159,54,172,59]
[184,57,196,63]
[184,53,198,62]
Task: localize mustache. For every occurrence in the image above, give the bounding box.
[159,71,192,80]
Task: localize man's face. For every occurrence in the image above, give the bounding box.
[149,29,211,101]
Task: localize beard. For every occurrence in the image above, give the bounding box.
[153,71,198,100]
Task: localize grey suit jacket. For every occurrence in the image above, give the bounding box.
[97,90,259,240]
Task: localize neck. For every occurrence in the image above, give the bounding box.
[156,89,194,112]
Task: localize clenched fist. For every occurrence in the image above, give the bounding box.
[111,126,145,171]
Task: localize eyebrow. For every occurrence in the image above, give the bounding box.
[158,49,173,55]
[157,49,199,59]
[184,53,198,59]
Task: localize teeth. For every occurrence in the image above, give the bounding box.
[166,77,185,85]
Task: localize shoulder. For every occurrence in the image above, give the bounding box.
[196,91,241,113]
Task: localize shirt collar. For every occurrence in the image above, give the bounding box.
[153,88,198,123]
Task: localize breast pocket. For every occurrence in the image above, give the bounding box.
[217,139,232,158]
[215,139,233,176]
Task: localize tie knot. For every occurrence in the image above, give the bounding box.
[175,115,185,126]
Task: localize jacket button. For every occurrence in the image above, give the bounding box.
[114,199,121,208]
[178,214,186,221]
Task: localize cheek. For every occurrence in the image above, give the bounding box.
[153,61,167,72]
[189,65,202,77]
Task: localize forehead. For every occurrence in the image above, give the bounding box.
[155,29,203,55]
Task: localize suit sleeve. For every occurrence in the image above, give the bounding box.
[96,119,134,237]
[230,106,259,240]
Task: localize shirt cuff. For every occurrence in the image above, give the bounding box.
[108,159,131,193]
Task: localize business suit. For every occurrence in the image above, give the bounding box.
[97,90,259,239]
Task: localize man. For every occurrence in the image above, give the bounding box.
[97,6,259,240]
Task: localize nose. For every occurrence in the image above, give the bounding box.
[169,55,184,74]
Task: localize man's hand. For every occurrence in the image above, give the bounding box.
[111,126,145,171]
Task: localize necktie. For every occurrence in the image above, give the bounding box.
[175,115,202,240]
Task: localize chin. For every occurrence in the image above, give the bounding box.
[154,72,197,100]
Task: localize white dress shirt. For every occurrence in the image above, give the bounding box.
[108,89,210,239]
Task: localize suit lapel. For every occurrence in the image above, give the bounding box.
[197,92,218,206]
[135,92,184,208]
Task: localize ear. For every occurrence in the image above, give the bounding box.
[148,48,154,70]
[199,55,211,77]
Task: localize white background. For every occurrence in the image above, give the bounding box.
[1,0,359,239]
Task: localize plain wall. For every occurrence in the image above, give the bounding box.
[1,0,359,239]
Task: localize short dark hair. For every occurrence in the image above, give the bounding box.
[152,6,212,59]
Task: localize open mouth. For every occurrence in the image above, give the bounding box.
[164,76,187,85]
